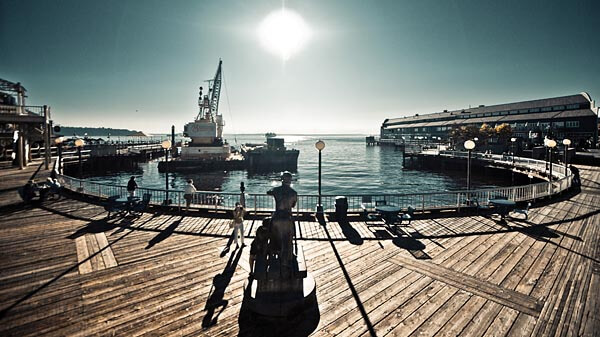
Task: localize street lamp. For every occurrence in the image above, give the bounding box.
[563,139,571,176]
[75,138,85,177]
[510,137,517,164]
[315,140,325,214]
[546,139,557,180]
[54,136,64,174]
[161,139,172,204]
[464,140,476,194]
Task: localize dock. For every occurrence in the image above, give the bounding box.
[0,163,599,336]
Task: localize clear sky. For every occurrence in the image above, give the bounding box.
[1,0,598,135]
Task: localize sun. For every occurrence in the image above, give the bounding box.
[258,9,311,61]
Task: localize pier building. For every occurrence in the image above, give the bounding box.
[381,93,599,148]
[0,79,52,169]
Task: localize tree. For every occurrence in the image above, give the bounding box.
[449,125,480,145]
[495,123,513,141]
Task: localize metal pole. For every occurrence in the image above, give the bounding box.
[171,125,176,158]
[58,144,62,174]
[43,105,50,170]
[549,148,553,181]
[17,132,24,170]
[467,149,472,191]
[564,145,568,176]
[165,148,169,203]
[77,147,82,177]
[318,149,322,210]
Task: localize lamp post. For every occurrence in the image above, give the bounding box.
[563,139,571,176]
[54,137,64,174]
[510,137,517,165]
[464,140,476,195]
[546,139,557,181]
[162,140,172,204]
[74,138,85,177]
[315,140,325,214]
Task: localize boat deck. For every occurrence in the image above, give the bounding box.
[0,163,599,336]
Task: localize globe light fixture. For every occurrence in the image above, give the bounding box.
[161,140,172,149]
[74,138,85,147]
[464,140,475,150]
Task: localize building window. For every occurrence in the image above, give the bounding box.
[519,109,528,113]
[500,111,509,115]
[553,121,564,127]
[492,111,500,116]
[541,107,552,112]
[566,121,579,128]
[484,112,492,117]
[552,105,565,111]
[566,104,580,110]
[529,108,540,113]
[509,110,518,114]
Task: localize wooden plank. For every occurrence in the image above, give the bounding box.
[388,255,543,317]
[94,232,118,268]
[75,235,93,274]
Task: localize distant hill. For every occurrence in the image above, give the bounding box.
[57,126,147,137]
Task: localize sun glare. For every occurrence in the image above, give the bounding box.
[258,9,310,61]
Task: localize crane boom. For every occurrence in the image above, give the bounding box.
[210,59,222,117]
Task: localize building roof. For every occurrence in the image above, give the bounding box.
[383,93,597,128]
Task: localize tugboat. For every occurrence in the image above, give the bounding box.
[158,60,244,173]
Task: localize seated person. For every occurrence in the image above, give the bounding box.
[249,224,270,276]
[22,180,38,202]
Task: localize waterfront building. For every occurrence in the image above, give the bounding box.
[0,79,52,168]
[381,93,599,148]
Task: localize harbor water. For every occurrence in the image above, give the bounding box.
[86,134,516,195]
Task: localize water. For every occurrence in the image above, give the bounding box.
[85,134,514,195]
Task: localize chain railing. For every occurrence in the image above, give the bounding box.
[56,152,572,214]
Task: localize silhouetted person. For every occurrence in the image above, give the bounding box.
[22,180,37,202]
[127,176,137,197]
[249,224,270,275]
[569,165,580,187]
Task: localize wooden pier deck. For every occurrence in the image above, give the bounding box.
[0,164,599,336]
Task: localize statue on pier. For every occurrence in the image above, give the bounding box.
[243,171,317,319]
[266,171,297,265]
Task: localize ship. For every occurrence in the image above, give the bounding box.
[265,132,276,138]
[241,137,299,173]
[158,60,244,173]
[158,60,299,173]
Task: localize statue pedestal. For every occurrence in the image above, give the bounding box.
[243,245,317,317]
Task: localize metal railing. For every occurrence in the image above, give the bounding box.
[0,104,44,116]
[56,153,573,214]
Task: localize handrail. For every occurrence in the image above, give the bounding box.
[56,152,573,214]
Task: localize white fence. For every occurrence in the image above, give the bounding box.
[56,153,573,214]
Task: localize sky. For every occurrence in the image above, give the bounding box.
[1,0,599,135]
